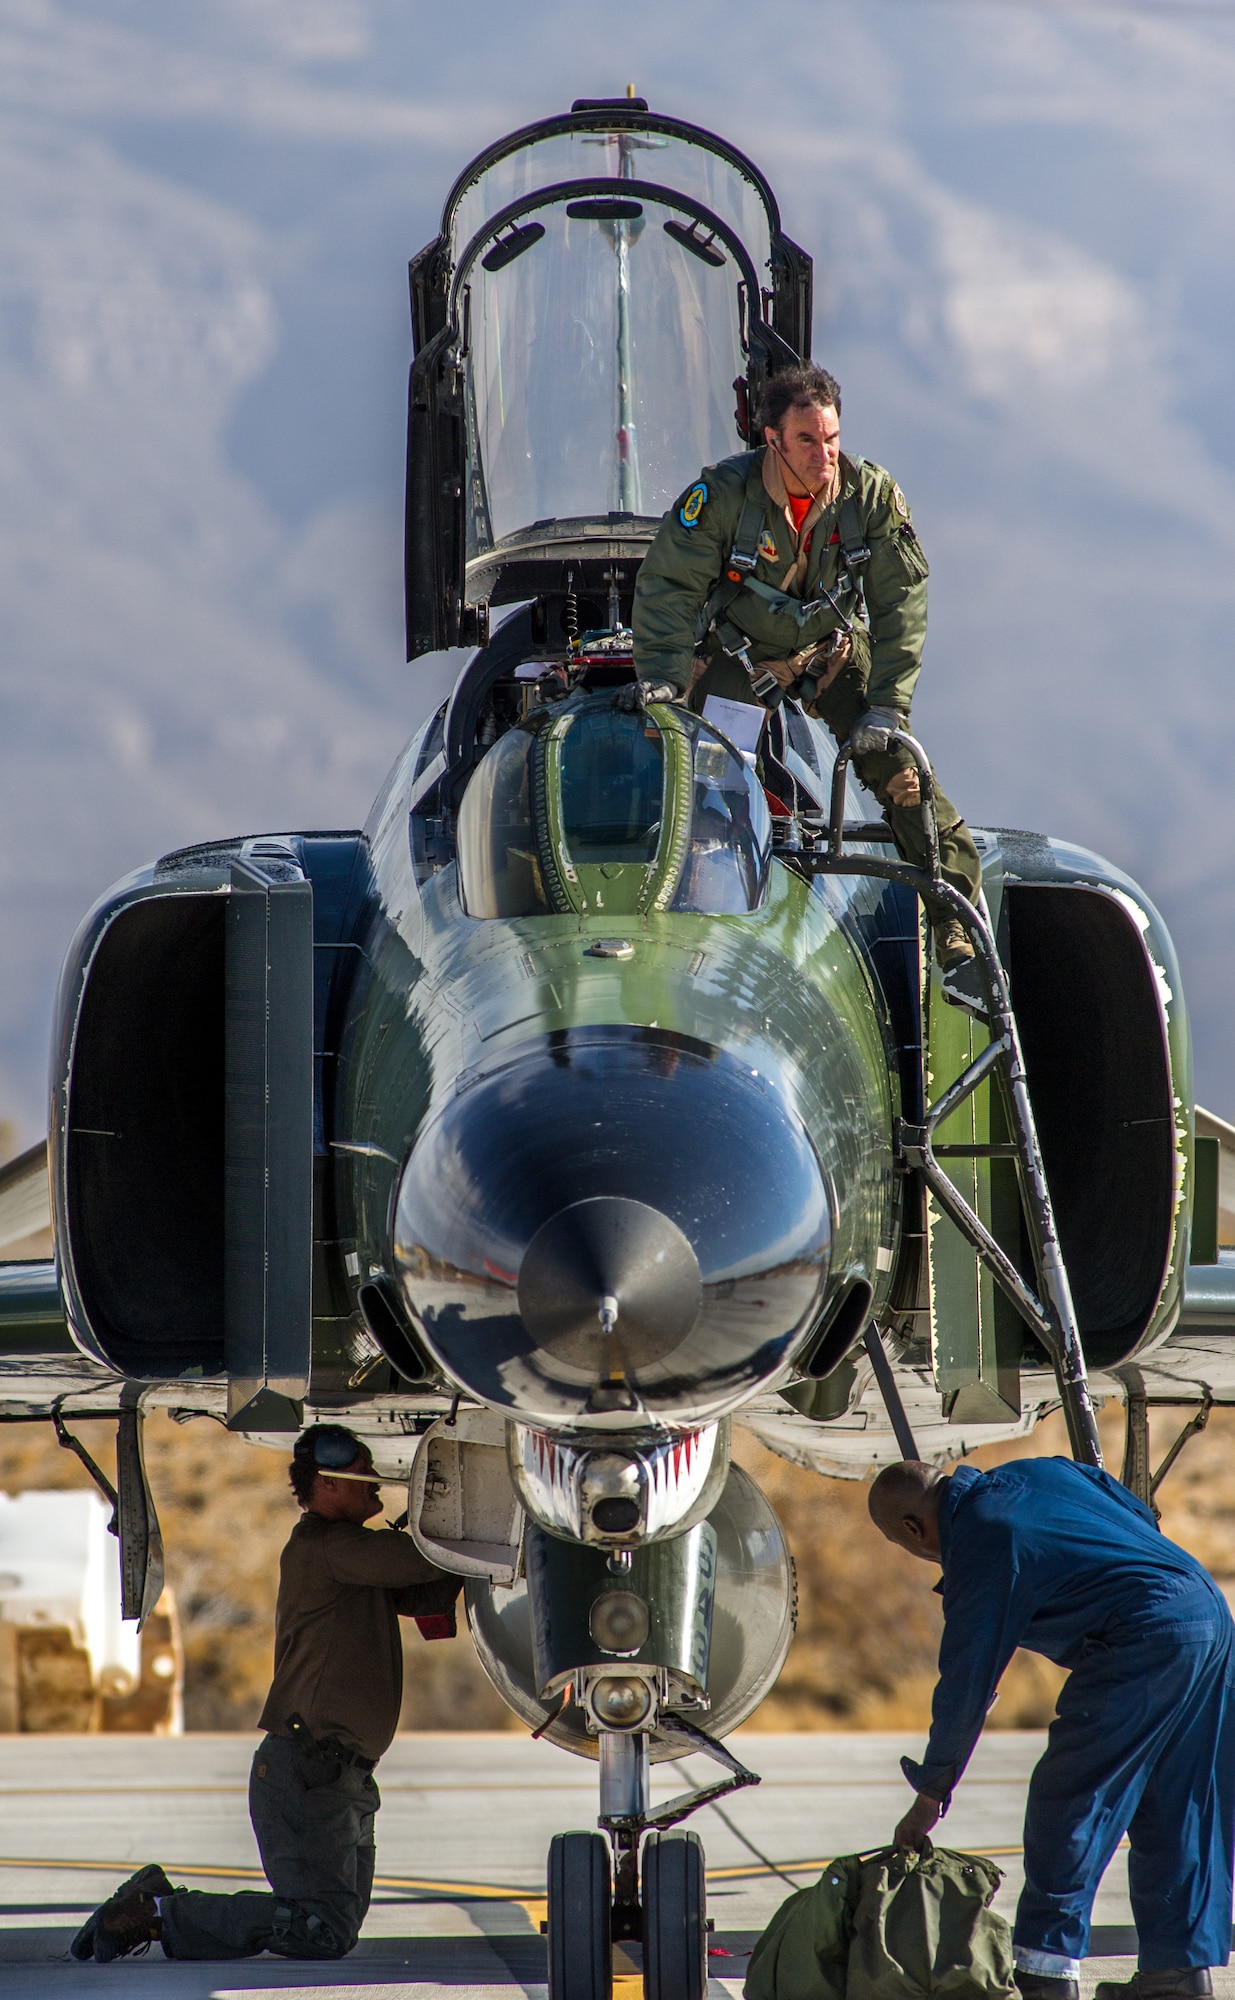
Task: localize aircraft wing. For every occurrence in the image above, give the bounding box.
[0,1141,50,1251]
[1197,1106,1235,1249]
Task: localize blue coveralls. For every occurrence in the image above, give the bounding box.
[902,1460,1235,1978]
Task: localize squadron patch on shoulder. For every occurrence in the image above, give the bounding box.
[891,483,910,520]
[679,482,708,529]
[757,527,779,561]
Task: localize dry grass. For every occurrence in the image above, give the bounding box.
[0,1397,1232,1734]
[0,1411,514,1731]
[737,1397,1235,1734]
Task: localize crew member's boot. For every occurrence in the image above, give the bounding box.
[933,917,974,971]
[93,1891,162,1961]
[1093,1971,1213,2000]
[933,917,989,1020]
[1014,1969,1080,2000]
[70,1862,174,1961]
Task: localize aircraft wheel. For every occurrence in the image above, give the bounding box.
[642,1829,706,2000]
[547,1830,612,2000]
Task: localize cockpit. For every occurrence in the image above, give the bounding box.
[456,694,772,919]
[400,101,851,894]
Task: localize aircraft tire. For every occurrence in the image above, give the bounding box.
[641,1830,706,2000]
[547,1830,612,2000]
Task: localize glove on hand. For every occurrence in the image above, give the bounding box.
[614,679,679,713]
[849,704,906,757]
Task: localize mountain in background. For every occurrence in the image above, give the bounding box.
[2,0,1232,1131]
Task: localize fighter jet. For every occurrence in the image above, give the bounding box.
[1,97,1233,2000]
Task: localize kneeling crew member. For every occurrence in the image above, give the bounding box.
[869,1456,1235,2000]
[631,361,982,974]
[73,1424,460,1964]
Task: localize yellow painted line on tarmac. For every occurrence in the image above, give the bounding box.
[1,1842,1131,1899]
[0,1787,248,1798]
[0,1858,534,1898]
[0,1775,1036,1797]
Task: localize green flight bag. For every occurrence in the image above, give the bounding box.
[744,1846,1016,2000]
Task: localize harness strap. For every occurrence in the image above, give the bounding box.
[838,490,871,578]
[694,471,767,644]
[712,618,780,702]
[697,462,871,708]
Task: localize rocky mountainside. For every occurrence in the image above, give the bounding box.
[1,0,1234,1137]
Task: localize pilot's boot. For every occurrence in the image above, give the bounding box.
[934,918,991,1021]
[933,916,974,971]
[1093,1972,1213,2000]
[1014,1970,1079,2000]
[70,1862,174,1960]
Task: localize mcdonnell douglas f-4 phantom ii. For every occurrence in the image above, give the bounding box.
[1,96,1233,2000]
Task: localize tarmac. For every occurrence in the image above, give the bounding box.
[0,1730,1220,1998]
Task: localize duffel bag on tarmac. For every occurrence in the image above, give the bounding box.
[744,1844,1016,2000]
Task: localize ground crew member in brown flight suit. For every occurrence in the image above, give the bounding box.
[72,1424,460,1964]
[631,362,983,980]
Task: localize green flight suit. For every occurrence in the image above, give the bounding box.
[632,447,981,912]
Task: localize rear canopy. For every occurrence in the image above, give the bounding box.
[405,100,813,658]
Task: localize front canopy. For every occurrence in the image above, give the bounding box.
[456,694,772,919]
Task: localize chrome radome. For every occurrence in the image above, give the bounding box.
[508,1420,730,1547]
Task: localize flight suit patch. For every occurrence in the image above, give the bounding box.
[757,528,778,561]
[679,482,708,529]
[891,483,910,520]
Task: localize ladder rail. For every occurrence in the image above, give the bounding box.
[795,733,1103,1469]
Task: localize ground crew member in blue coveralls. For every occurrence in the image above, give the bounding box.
[869,1457,1235,2000]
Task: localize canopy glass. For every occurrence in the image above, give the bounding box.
[459,188,747,546]
[449,128,774,283]
[457,698,771,920]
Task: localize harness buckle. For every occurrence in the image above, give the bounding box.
[724,635,777,702]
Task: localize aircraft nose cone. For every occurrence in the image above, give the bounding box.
[517,1196,701,1373]
[393,1026,831,1424]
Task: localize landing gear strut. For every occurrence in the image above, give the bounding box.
[545,1718,757,2000]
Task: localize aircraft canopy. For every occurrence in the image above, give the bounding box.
[406,102,812,658]
[456,696,772,919]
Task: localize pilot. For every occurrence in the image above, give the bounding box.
[631,362,982,982]
[71,1424,460,1965]
[869,1457,1235,2000]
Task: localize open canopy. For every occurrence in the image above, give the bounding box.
[405,100,812,659]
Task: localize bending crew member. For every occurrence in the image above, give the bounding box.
[73,1423,461,1964]
[631,361,982,979]
[869,1455,1235,2000]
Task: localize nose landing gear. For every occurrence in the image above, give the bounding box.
[545,1718,757,2000]
[642,1831,708,2000]
[547,1830,613,2000]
